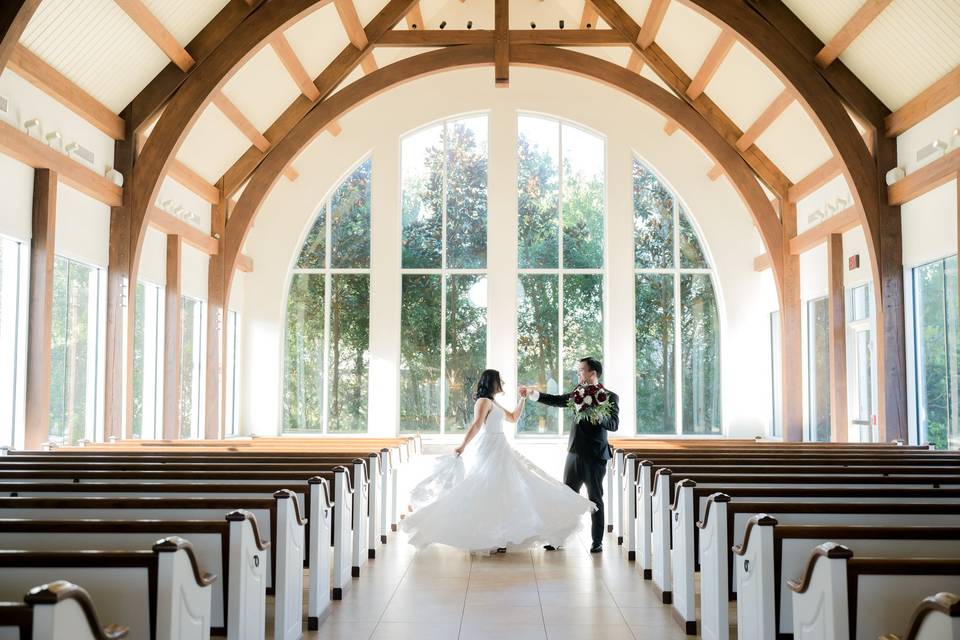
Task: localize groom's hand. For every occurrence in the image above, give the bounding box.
[518,386,528,398]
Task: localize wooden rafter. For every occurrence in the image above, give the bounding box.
[334,0,369,49]
[638,0,668,49]
[360,51,379,74]
[236,254,254,273]
[113,0,195,72]
[815,0,892,68]
[787,156,841,203]
[589,0,792,198]
[580,3,599,29]
[885,65,960,137]
[211,91,271,152]
[0,120,122,206]
[686,31,734,100]
[788,206,859,254]
[7,45,125,140]
[706,164,723,181]
[149,207,219,255]
[626,50,643,73]
[495,0,509,86]
[0,0,41,73]
[405,3,424,29]
[168,160,220,204]
[663,120,678,135]
[887,147,959,206]
[377,29,626,46]
[736,89,793,151]
[270,32,321,100]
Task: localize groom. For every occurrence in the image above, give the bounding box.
[521,357,619,553]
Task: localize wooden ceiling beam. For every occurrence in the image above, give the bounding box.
[113,0,195,72]
[495,0,509,86]
[787,156,842,203]
[270,32,321,100]
[638,0,668,49]
[626,50,643,73]
[788,206,860,254]
[884,65,960,137]
[0,120,122,206]
[0,0,41,73]
[149,206,219,255]
[168,159,220,204]
[211,91,271,152]
[753,253,771,272]
[663,120,678,135]
[887,147,959,206]
[405,3,424,29]
[359,51,379,74]
[334,0,369,49]
[580,3,599,29]
[686,30,734,100]
[736,88,793,151]
[377,29,626,46]
[707,163,723,181]
[590,0,792,198]
[236,253,254,273]
[815,0,892,68]
[7,45,126,140]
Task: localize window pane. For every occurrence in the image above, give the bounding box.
[517,116,559,269]
[807,296,831,442]
[402,124,443,268]
[180,297,203,439]
[681,274,721,434]
[330,160,371,268]
[633,161,673,269]
[327,275,369,432]
[49,257,96,445]
[296,205,326,269]
[916,258,960,449]
[445,275,487,432]
[0,239,22,447]
[517,274,560,434]
[679,208,709,269]
[770,310,782,438]
[446,117,488,269]
[225,310,238,436]
[855,329,873,423]
[562,274,603,433]
[562,124,604,269]
[132,282,162,439]
[635,274,675,434]
[400,274,441,433]
[947,257,960,449]
[283,274,325,431]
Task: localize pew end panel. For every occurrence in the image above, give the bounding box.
[272,491,306,640]
[332,467,354,601]
[154,537,216,640]
[880,592,960,640]
[670,479,697,634]
[651,469,673,603]
[731,514,777,640]
[307,477,332,630]
[789,543,852,640]
[698,492,731,640]
[351,459,369,576]
[1,581,129,640]
[638,460,653,578]
[225,510,269,640]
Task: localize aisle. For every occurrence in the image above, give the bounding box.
[304,526,692,640]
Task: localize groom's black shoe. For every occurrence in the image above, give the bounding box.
[590,543,603,554]
[543,545,559,551]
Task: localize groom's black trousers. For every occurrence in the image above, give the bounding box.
[563,452,606,546]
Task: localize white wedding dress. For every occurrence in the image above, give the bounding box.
[400,402,597,552]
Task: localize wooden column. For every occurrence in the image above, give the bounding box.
[203,192,226,439]
[24,168,57,449]
[780,199,804,440]
[162,234,182,440]
[104,108,135,440]
[827,233,849,441]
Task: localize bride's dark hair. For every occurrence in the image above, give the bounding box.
[474,369,504,400]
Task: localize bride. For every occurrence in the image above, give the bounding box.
[400,369,596,552]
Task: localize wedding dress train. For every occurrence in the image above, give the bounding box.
[400,403,597,552]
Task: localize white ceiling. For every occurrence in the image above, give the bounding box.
[14,0,960,191]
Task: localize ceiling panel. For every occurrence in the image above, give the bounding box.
[141,0,230,48]
[284,4,350,78]
[176,103,252,183]
[781,0,865,46]
[617,0,652,33]
[704,42,785,132]
[509,0,582,30]
[656,1,721,79]
[222,45,301,133]
[754,101,833,183]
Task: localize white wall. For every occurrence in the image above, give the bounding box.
[238,66,776,438]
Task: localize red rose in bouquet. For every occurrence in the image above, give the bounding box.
[568,383,613,425]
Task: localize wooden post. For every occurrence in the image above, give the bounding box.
[827,233,848,442]
[24,168,57,449]
[780,199,804,440]
[162,234,182,440]
[204,191,226,439]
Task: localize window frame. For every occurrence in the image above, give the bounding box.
[0,235,28,449]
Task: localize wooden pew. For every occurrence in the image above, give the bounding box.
[0,492,307,640]
[789,544,960,640]
[0,511,268,638]
[0,581,128,640]
[697,498,960,640]
[0,537,215,640]
[881,592,960,640]
[732,518,960,640]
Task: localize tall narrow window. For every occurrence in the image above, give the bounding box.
[180,296,204,439]
[516,115,604,436]
[400,116,489,434]
[770,310,782,438]
[284,159,372,432]
[633,159,720,435]
[132,281,163,439]
[49,256,103,445]
[847,283,875,441]
[914,256,959,449]
[0,236,25,447]
[807,296,830,442]
[225,309,239,436]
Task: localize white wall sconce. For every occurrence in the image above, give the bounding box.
[885,166,906,186]
[45,130,62,151]
[105,168,123,187]
[23,117,41,139]
[916,138,948,164]
[950,128,960,151]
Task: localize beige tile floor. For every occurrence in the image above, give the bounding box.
[293,527,696,640]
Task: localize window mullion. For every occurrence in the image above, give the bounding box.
[673,196,682,436]
[322,202,333,435]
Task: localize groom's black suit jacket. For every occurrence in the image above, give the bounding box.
[535,387,620,461]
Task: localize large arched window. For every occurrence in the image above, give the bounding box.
[399,115,489,434]
[282,159,372,433]
[633,158,721,435]
[516,115,605,436]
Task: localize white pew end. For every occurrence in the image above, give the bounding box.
[0,581,128,640]
[880,592,960,640]
[307,476,332,630]
[272,490,306,640]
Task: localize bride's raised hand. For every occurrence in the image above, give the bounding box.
[454,445,465,456]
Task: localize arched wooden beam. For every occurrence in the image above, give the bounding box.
[223,45,785,313]
[0,0,41,72]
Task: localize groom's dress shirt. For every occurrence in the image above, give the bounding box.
[530,387,620,461]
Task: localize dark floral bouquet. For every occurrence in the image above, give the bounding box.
[568,383,613,425]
